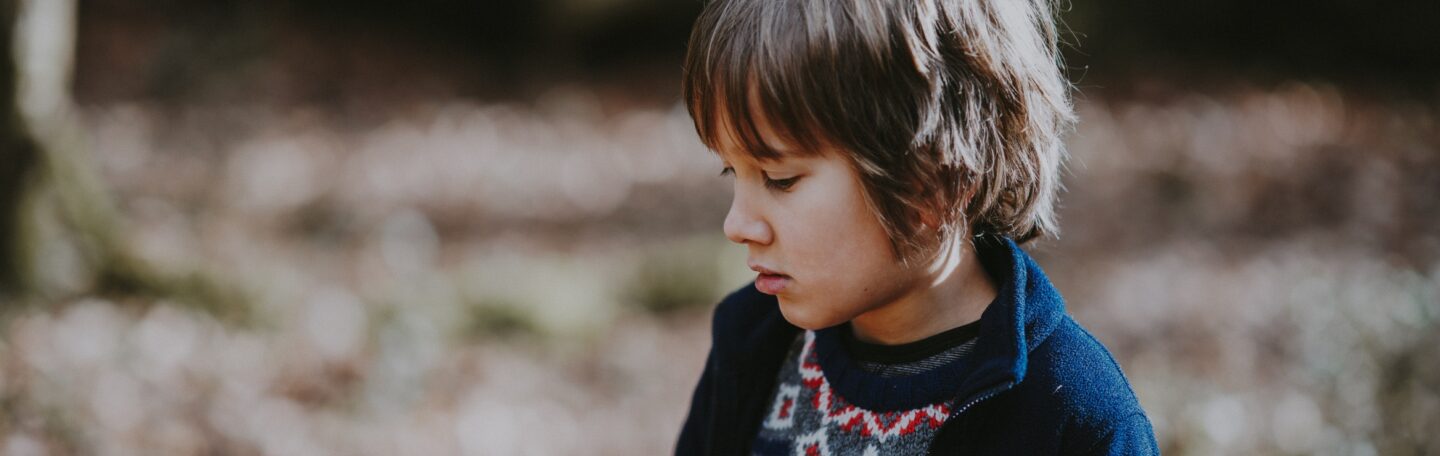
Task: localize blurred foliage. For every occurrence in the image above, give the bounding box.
[1373,318,1440,453]
[72,0,1440,106]
[622,238,727,316]
[1058,0,1440,85]
[461,295,542,341]
[1057,83,1440,269]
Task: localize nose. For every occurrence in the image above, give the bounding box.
[723,192,773,246]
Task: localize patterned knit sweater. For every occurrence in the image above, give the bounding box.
[752,320,981,455]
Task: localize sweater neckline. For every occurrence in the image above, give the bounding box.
[840,318,982,365]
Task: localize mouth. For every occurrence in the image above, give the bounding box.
[749,263,791,295]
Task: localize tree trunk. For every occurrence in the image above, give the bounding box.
[1,0,40,297]
[1,0,249,321]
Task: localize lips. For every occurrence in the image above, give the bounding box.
[755,273,790,294]
[749,263,791,295]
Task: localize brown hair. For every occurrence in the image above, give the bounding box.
[682,0,1075,260]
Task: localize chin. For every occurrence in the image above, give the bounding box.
[775,296,845,330]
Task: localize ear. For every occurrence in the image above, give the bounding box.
[917,181,979,234]
[916,204,942,231]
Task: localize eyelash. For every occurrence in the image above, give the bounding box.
[765,176,798,191]
[719,167,799,191]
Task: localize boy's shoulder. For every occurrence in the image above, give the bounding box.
[1004,314,1153,439]
[946,314,1155,453]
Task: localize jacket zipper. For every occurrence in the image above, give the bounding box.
[925,380,1016,455]
[952,381,1015,416]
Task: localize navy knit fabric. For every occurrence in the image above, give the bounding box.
[675,235,1160,455]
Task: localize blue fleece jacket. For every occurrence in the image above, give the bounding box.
[675,236,1160,455]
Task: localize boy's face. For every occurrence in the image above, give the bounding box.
[715,117,929,331]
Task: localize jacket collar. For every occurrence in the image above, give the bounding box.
[955,235,1068,397]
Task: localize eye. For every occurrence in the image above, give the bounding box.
[719,166,735,177]
[764,174,799,191]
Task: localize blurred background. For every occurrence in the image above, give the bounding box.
[1,0,1437,454]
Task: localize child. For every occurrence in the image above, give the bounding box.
[674,0,1158,455]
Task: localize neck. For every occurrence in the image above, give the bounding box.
[848,238,997,346]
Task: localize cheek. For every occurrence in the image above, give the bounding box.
[778,248,903,330]
[784,185,902,305]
